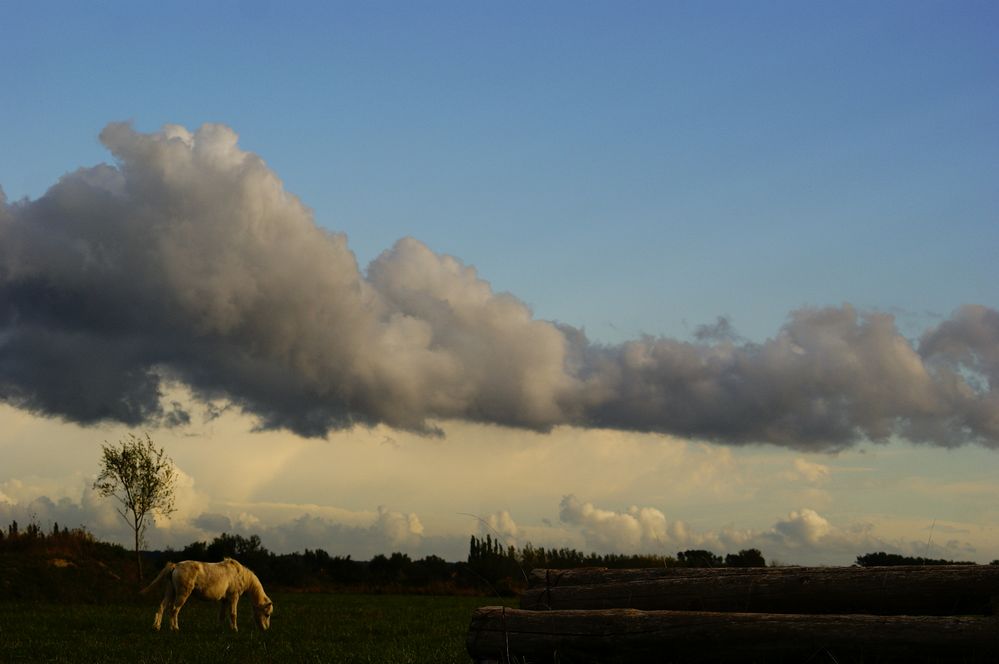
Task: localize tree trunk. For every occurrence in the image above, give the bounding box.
[134,527,143,588]
[468,606,999,664]
[521,565,999,615]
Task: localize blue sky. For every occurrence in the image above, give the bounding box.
[4,1,996,342]
[1,2,998,563]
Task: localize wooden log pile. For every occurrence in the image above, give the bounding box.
[521,565,999,615]
[467,566,999,663]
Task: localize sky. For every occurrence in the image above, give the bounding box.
[1,1,998,565]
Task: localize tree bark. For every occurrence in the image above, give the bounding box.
[134,527,143,588]
[529,566,783,588]
[468,606,999,664]
[521,565,999,615]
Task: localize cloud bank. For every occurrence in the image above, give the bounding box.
[0,479,980,564]
[555,496,978,564]
[0,475,428,558]
[1,123,997,450]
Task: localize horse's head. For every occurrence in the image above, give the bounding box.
[254,598,273,631]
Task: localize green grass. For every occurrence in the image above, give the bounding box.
[0,593,516,663]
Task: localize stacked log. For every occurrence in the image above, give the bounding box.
[468,606,999,663]
[521,565,999,615]
[467,566,999,663]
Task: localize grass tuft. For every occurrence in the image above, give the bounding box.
[0,593,516,663]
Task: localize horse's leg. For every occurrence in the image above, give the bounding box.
[169,581,195,631]
[218,599,228,627]
[153,585,173,631]
[225,593,239,631]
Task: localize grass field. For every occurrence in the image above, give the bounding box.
[0,593,516,663]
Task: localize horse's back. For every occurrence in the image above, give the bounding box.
[191,559,244,599]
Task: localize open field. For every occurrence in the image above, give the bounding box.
[0,593,515,663]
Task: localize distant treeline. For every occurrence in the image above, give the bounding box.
[466,535,770,592]
[149,534,774,594]
[2,521,994,598]
[0,519,125,556]
[854,551,979,567]
[150,532,466,594]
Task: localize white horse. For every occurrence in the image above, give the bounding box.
[141,558,273,631]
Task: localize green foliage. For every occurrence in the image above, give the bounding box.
[855,551,977,566]
[0,521,132,602]
[516,540,676,572]
[0,520,117,556]
[677,549,724,567]
[153,533,461,592]
[725,548,767,567]
[465,536,771,590]
[93,433,177,583]
[466,534,523,593]
[94,433,178,535]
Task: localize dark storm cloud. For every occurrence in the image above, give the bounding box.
[1,123,997,450]
[575,305,999,449]
[191,512,233,532]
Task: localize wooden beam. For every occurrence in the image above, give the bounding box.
[521,565,999,615]
[468,606,999,663]
[529,566,785,588]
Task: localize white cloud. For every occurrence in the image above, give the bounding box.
[482,510,519,545]
[234,512,262,531]
[559,495,672,552]
[0,479,123,540]
[374,505,424,546]
[548,497,961,566]
[771,508,832,546]
[792,458,831,484]
[2,398,999,564]
[159,467,211,530]
[177,504,428,558]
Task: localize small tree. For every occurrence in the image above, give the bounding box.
[94,433,177,586]
[725,548,767,567]
[677,549,724,567]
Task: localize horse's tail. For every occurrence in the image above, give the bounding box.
[140,561,177,595]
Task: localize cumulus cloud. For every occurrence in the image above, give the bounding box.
[0,480,133,542]
[791,458,831,484]
[481,509,519,544]
[557,494,765,555]
[373,505,424,546]
[190,512,232,532]
[467,509,580,552]
[205,506,426,558]
[559,495,677,552]
[771,508,832,546]
[0,465,211,547]
[693,316,741,343]
[756,509,975,563]
[552,496,969,565]
[0,472,430,557]
[2,122,998,450]
[0,477,983,564]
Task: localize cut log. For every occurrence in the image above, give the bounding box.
[521,565,999,615]
[467,606,999,663]
[528,564,984,588]
[529,566,787,588]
